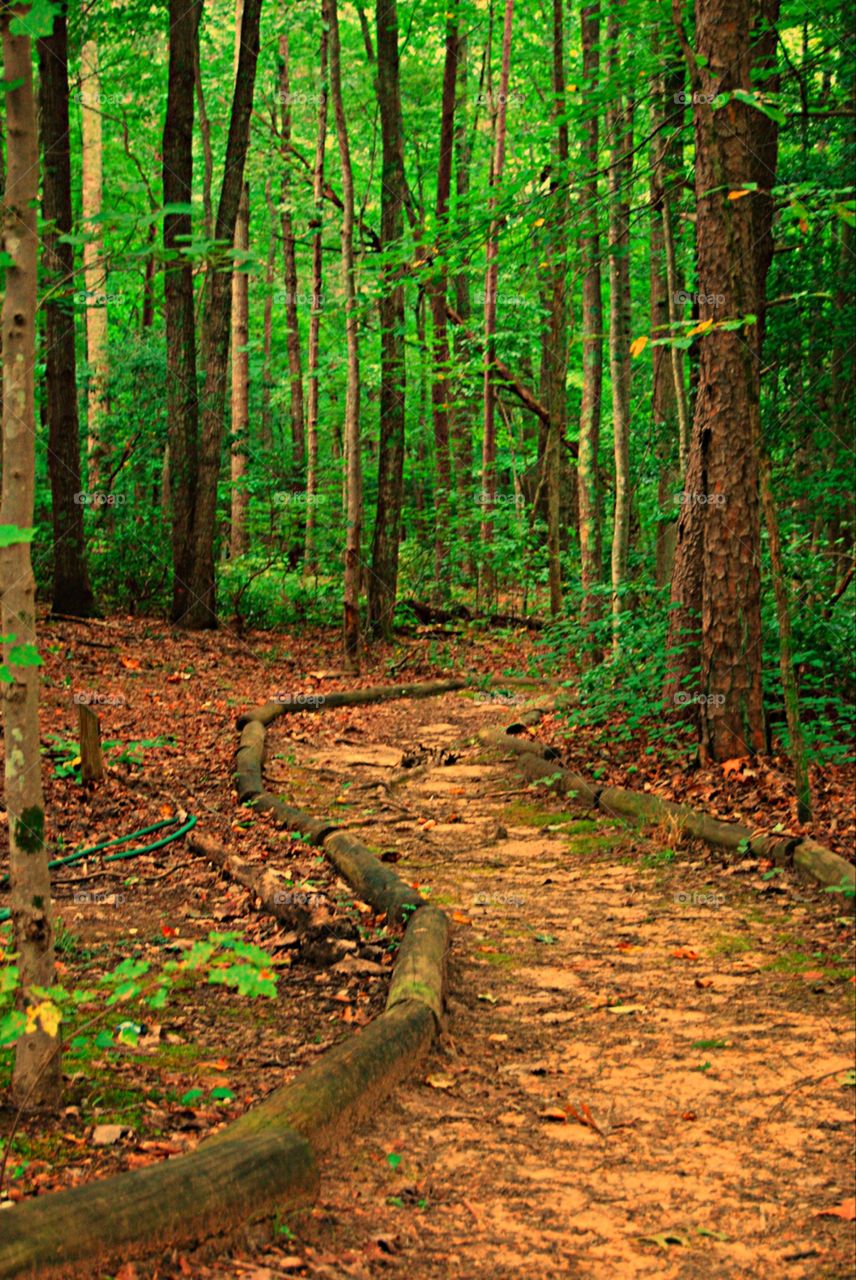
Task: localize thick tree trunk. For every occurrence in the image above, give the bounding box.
[163,0,201,624]
[427,5,458,602]
[80,39,108,486]
[38,13,94,617]
[607,12,633,641]
[229,181,250,559]
[368,0,407,637]
[577,2,604,666]
[181,0,263,629]
[304,17,329,572]
[666,0,765,760]
[1,11,61,1109]
[328,0,362,666]
[278,33,306,481]
[480,0,514,602]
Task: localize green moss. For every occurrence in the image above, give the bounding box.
[710,934,753,956]
[15,806,44,854]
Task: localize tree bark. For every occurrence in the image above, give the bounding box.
[163,0,202,624]
[480,0,514,602]
[666,0,766,760]
[577,2,604,666]
[181,0,263,629]
[368,0,408,637]
[38,11,94,617]
[1,8,61,1109]
[328,0,362,666]
[80,39,108,486]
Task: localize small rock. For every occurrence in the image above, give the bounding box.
[91,1123,130,1146]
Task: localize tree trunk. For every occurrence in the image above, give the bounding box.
[181,0,263,629]
[278,33,306,481]
[1,10,61,1110]
[328,0,362,666]
[427,4,458,603]
[543,0,568,617]
[607,12,633,642]
[80,39,108,487]
[480,0,514,603]
[452,32,473,516]
[38,12,94,617]
[304,15,329,573]
[260,179,276,452]
[577,2,604,666]
[368,0,407,637]
[650,50,685,589]
[666,0,766,760]
[163,0,201,625]
[229,182,250,559]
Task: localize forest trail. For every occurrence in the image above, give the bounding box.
[200,690,853,1280]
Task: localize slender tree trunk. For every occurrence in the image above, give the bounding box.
[427,4,458,602]
[480,0,514,602]
[80,39,108,487]
[304,17,328,572]
[607,11,632,641]
[229,0,251,559]
[163,0,201,624]
[577,2,604,666]
[229,182,250,558]
[666,0,765,760]
[543,0,568,617]
[260,179,276,452]
[2,10,61,1110]
[650,51,685,588]
[38,11,94,617]
[368,0,407,637]
[328,0,362,665]
[182,0,263,629]
[278,33,306,481]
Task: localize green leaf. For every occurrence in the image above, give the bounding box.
[0,525,34,547]
[8,643,42,668]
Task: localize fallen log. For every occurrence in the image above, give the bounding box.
[323,829,423,922]
[238,677,468,729]
[386,904,449,1027]
[0,1129,317,1280]
[477,727,560,761]
[515,752,855,903]
[235,719,265,801]
[189,833,315,932]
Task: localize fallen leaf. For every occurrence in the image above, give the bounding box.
[477,993,498,1005]
[539,1107,568,1123]
[728,189,751,199]
[687,318,714,337]
[721,757,747,777]
[671,947,700,961]
[425,1073,456,1090]
[641,1231,691,1249]
[814,1197,855,1222]
[606,1004,644,1015]
[630,335,649,357]
[695,977,715,989]
[451,912,472,925]
[91,1124,129,1147]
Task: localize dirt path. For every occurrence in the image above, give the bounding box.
[195,691,852,1279]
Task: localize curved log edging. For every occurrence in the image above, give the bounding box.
[237,677,469,729]
[502,738,855,904]
[0,694,453,1279]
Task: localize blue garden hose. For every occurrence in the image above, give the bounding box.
[0,814,197,923]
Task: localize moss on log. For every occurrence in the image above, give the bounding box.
[235,719,265,801]
[386,904,449,1027]
[323,829,423,921]
[477,727,560,761]
[0,1130,317,1280]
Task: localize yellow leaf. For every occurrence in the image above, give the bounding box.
[629,335,649,358]
[728,190,750,200]
[687,318,715,338]
[25,999,61,1038]
[533,217,545,227]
